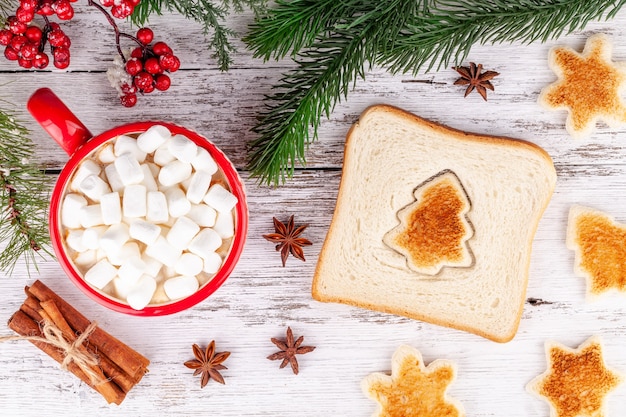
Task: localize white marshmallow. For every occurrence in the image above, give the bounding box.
[163,275,199,300]
[203,184,237,213]
[104,163,125,193]
[187,204,217,227]
[100,192,122,225]
[122,184,147,218]
[79,174,111,202]
[80,204,104,228]
[137,125,171,154]
[188,228,222,259]
[99,223,130,254]
[82,226,107,250]
[166,216,200,250]
[117,255,146,285]
[174,253,203,276]
[213,210,235,239]
[186,171,213,204]
[145,236,182,267]
[142,254,163,278]
[84,259,118,290]
[191,147,218,175]
[70,159,101,191]
[140,164,159,191]
[153,142,176,166]
[158,160,192,187]
[165,187,191,218]
[66,229,87,252]
[97,143,116,164]
[129,219,161,245]
[114,134,146,162]
[114,153,144,186]
[112,277,135,300]
[146,191,169,224]
[168,134,198,163]
[74,250,97,267]
[202,252,223,274]
[107,241,140,266]
[62,194,87,229]
[126,275,157,310]
[180,176,192,192]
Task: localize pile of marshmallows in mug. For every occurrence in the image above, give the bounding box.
[60,125,238,310]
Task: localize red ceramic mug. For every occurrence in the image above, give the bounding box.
[28,88,248,315]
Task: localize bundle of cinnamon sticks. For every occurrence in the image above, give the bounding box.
[7,280,150,405]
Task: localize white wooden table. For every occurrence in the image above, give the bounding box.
[2,7,626,417]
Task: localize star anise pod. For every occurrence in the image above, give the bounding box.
[263,215,312,267]
[267,327,315,375]
[453,62,499,101]
[184,341,230,388]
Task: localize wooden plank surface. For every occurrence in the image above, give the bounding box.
[1,6,626,417]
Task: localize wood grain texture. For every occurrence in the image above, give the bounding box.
[1,6,626,417]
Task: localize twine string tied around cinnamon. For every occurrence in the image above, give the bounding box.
[0,320,107,385]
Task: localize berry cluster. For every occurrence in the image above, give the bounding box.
[0,0,179,107]
[0,9,74,69]
[99,0,139,19]
[115,28,180,107]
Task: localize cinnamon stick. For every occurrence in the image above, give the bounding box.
[38,300,126,404]
[7,310,128,404]
[27,281,149,378]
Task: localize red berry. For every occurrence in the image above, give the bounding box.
[54,58,70,69]
[142,83,155,93]
[133,71,153,91]
[159,53,180,72]
[0,30,13,46]
[154,74,170,91]
[9,35,27,50]
[143,57,162,74]
[152,41,171,56]
[16,7,35,23]
[56,1,74,21]
[53,46,70,62]
[25,26,42,43]
[47,30,65,47]
[111,2,133,19]
[4,46,19,60]
[99,0,114,6]
[33,53,49,69]
[20,0,39,11]
[18,57,33,68]
[48,22,60,31]
[136,28,153,45]
[130,47,143,59]
[125,58,143,76]
[120,93,137,107]
[128,0,140,6]
[37,1,54,16]
[121,83,136,94]
[8,16,28,34]
[19,42,38,59]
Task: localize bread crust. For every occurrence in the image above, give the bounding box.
[312,104,556,343]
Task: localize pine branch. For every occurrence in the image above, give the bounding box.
[0,110,53,276]
[132,0,267,71]
[247,0,421,185]
[245,0,626,185]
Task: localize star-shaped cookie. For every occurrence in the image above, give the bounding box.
[362,345,464,417]
[527,336,623,417]
[539,34,626,139]
[383,170,474,275]
[566,205,626,299]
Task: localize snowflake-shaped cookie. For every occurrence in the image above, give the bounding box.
[362,345,464,417]
[539,34,626,139]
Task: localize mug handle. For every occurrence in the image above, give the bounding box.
[27,87,93,156]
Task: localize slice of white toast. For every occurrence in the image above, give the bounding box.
[312,105,556,342]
